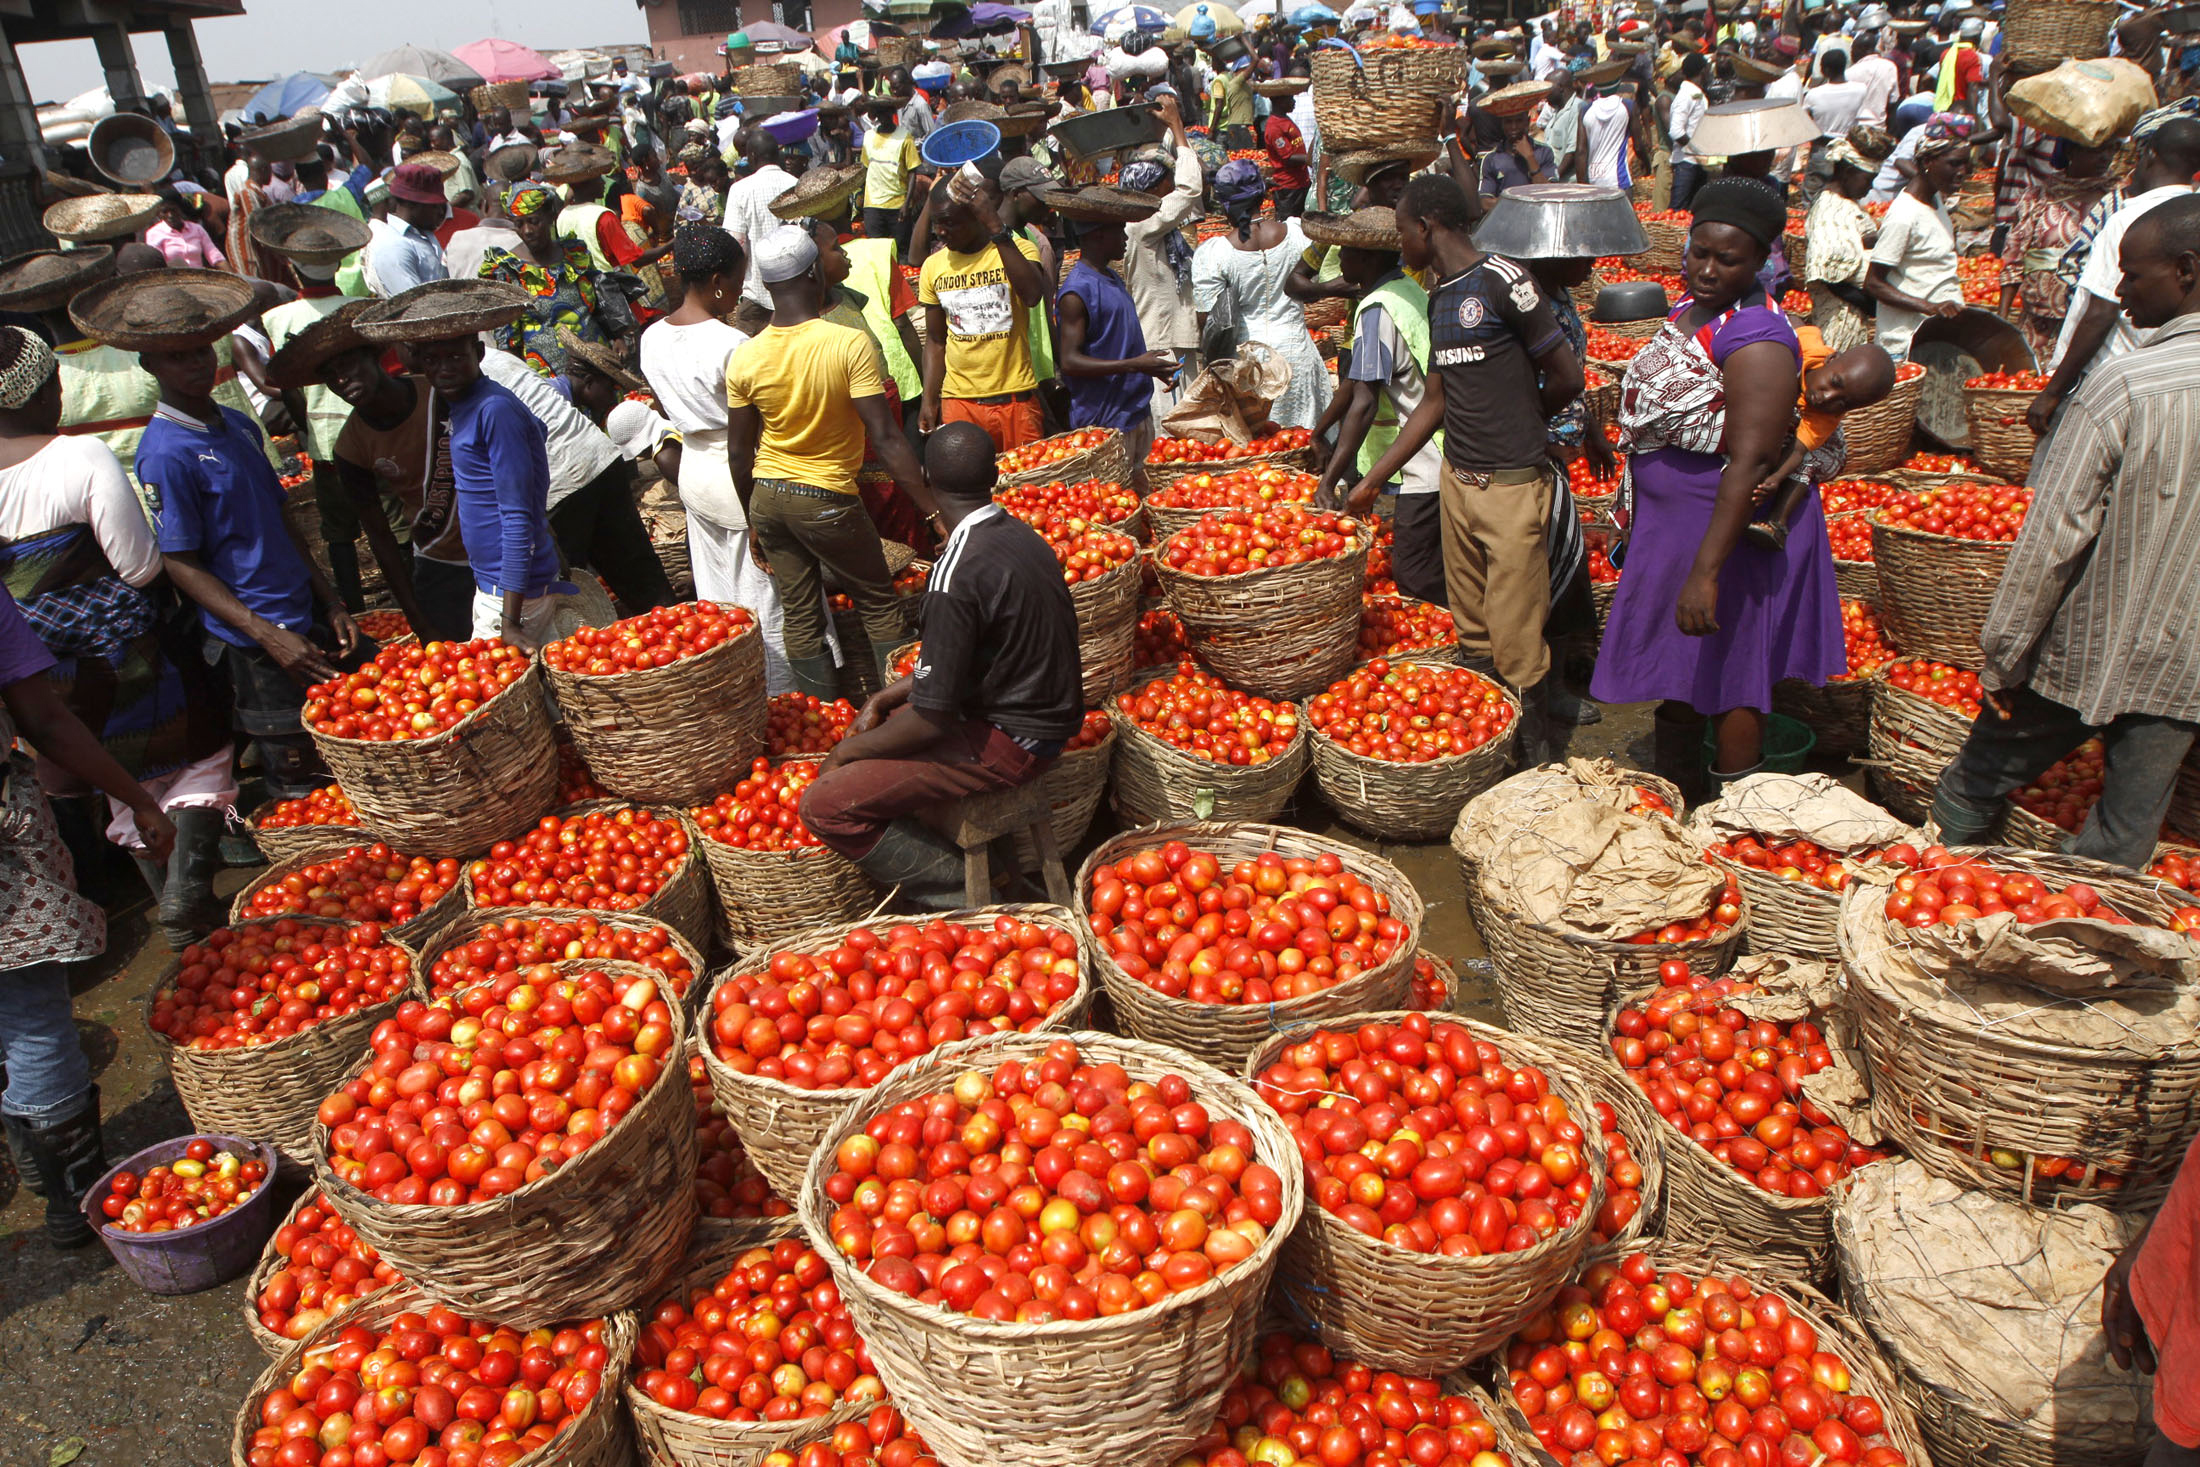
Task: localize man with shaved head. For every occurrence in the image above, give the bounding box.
[799,423,1082,908]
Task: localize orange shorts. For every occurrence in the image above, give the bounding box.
[942,394,1044,452]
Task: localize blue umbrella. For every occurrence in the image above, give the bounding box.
[1287,2,1339,23]
[1090,4,1171,35]
[241,71,332,124]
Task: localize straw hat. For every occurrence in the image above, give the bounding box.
[44,193,161,244]
[355,279,533,344]
[0,247,117,314]
[266,298,378,389]
[556,326,645,391]
[540,143,617,185]
[1040,184,1162,223]
[405,149,463,179]
[1481,80,1552,117]
[486,143,540,184]
[1478,58,1527,78]
[1252,76,1312,96]
[68,268,261,352]
[939,98,1007,125]
[239,112,324,162]
[769,163,865,220]
[1472,36,1517,57]
[996,103,1051,138]
[1583,56,1633,85]
[42,171,110,201]
[1301,207,1402,250]
[248,203,371,266]
[1731,54,1785,84]
[1335,142,1441,187]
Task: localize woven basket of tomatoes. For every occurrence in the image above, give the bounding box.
[1581,327,1651,380]
[1141,462,1322,540]
[303,638,557,858]
[144,918,419,1168]
[1307,659,1521,842]
[248,785,364,863]
[1144,430,1317,493]
[1823,511,1878,605]
[1840,847,2200,1213]
[1840,361,1926,475]
[1961,371,2047,483]
[766,691,857,763]
[1526,1031,1666,1266]
[1635,213,1687,273]
[1109,662,1310,826]
[1357,594,1458,664]
[697,906,1092,1200]
[1867,486,2031,670]
[690,758,878,952]
[228,1287,637,1467]
[994,476,1143,540]
[1688,765,1919,954]
[540,601,767,806]
[311,959,697,1326]
[1580,365,1620,428]
[995,425,1130,490]
[1771,599,1891,760]
[1074,822,1423,1068]
[1863,659,1980,821]
[1244,1013,1608,1374]
[245,1186,402,1358]
[414,907,706,1021]
[1153,506,1371,701]
[1882,452,2001,492]
[827,559,931,704]
[797,1029,1303,1467]
[228,842,466,950]
[462,804,713,951]
[1047,522,1141,706]
[1487,1243,1933,1467]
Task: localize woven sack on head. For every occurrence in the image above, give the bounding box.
[146,918,419,1169]
[1311,46,1467,152]
[544,612,767,806]
[1861,663,1974,822]
[230,1286,637,1467]
[697,904,1093,1199]
[472,80,531,111]
[1772,674,1873,761]
[1075,822,1422,1070]
[227,842,466,950]
[1154,515,1371,700]
[1869,509,2015,669]
[311,960,697,1326]
[1307,660,1521,842]
[1964,383,2041,482]
[1108,688,1309,827]
[1069,541,1141,706]
[242,1186,401,1359]
[461,805,714,951]
[997,427,1129,490]
[799,1028,1303,1467]
[308,661,560,857]
[247,795,364,863]
[2001,0,2120,68]
[1840,366,1924,475]
[1841,851,2200,1212]
[1247,1014,1605,1373]
[735,61,803,93]
[693,817,879,954]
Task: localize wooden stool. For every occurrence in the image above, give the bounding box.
[936,782,1071,909]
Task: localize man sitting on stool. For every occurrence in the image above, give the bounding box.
[801,423,1082,908]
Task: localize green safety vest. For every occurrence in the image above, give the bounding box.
[1020,224,1057,383]
[1350,274,1444,478]
[558,202,619,273]
[842,237,923,400]
[262,294,363,462]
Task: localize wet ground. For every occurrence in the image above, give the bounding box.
[0,698,1655,1467]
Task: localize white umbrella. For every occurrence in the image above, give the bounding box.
[1238,0,1280,16]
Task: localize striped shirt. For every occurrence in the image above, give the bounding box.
[1979,311,2200,724]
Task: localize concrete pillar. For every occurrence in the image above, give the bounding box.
[0,19,46,174]
[165,22,219,139]
[92,21,146,113]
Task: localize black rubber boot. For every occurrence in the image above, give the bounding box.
[853,820,968,912]
[1652,704,1710,810]
[786,653,840,700]
[14,1087,105,1247]
[1705,760,1764,801]
[1928,781,1999,850]
[2,1112,45,1197]
[158,807,228,951]
[1515,679,1554,767]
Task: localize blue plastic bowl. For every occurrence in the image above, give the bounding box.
[83,1132,281,1294]
[762,107,821,144]
[920,118,1002,169]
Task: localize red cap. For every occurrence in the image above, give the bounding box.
[389,162,447,206]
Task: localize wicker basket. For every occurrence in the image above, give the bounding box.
[413,905,709,1014]
[1247,1014,1605,1373]
[1108,699,1309,827]
[242,1187,399,1360]
[1772,674,1873,761]
[734,61,803,93]
[876,35,922,68]
[1155,520,1370,700]
[471,79,531,111]
[247,797,364,863]
[1070,547,1141,706]
[1307,664,1521,841]
[462,805,713,951]
[145,919,418,1169]
[799,1028,1303,1467]
[1637,218,1685,273]
[1996,799,2074,852]
[231,1286,637,1467]
[544,614,767,806]
[227,843,465,949]
[312,960,697,1327]
[1015,722,1119,865]
[1862,665,1974,821]
[697,904,1093,1200]
[308,661,560,858]
[1884,464,2003,492]
[1871,511,2011,669]
[1590,576,1616,635]
[1310,44,1469,152]
[2001,0,2120,67]
[1075,822,1423,1070]
[694,825,878,953]
[1531,1033,1667,1264]
[1842,853,2200,1211]
[1143,446,1319,503]
[1581,366,1620,427]
[625,1230,870,1467]
[1840,367,1924,475]
[1826,510,1880,604]
[997,427,1130,490]
[1963,383,2040,483]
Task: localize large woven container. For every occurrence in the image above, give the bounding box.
[1530,1032,1667,1264]
[227,843,465,949]
[1772,674,1873,761]
[1146,445,1317,495]
[1581,366,1620,426]
[413,905,709,1013]
[544,613,767,806]
[1826,509,1880,603]
[799,1028,1304,1467]
[1306,665,1520,841]
[242,1186,398,1360]
[1842,852,2200,1212]
[312,960,697,1327]
[471,79,531,111]
[1075,822,1422,1069]
[694,824,878,953]
[997,427,1129,490]
[1840,366,1924,475]
[1637,219,1685,273]
[1311,44,1468,151]
[1870,511,2014,668]
[1069,548,1140,706]
[2001,0,2119,67]
[1862,665,1975,821]
[462,808,714,952]
[1109,701,1308,826]
[697,904,1093,1199]
[1964,383,2040,482]
[734,61,802,93]
[1154,519,1371,699]
[1246,1015,1604,1374]
[308,661,559,857]
[145,919,418,1169]
[231,1286,637,1467]
[1998,799,2075,853]
[1015,721,1118,865]
[247,796,362,863]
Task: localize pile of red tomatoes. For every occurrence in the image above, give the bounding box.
[1882,658,1982,718]
[240,844,460,926]
[465,808,692,913]
[768,692,857,757]
[1147,427,1313,463]
[1148,465,1320,513]
[693,758,828,852]
[993,477,1139,531]
[100,1138,268,1232]
[997,427,1114,477]
[1309,659,1515,764]
[259,785,362,832]
[542,602,752,675]
[150,921,412,1050]
[1833,600,1893,682]
[254,1189,402,1342]
[1116,662,1301,765]
[1357,595,1456,660]
[1878,483,2031,542]
[1161,507,1361,577]
[427,913,695,1000]
[304,640,531,741]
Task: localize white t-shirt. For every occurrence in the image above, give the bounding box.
[1848,53,1899,128]
[1668,81,1707,162]
[1868,123,1925,203]
[721,164,798,309]
[478,348,622,506]
[1868,189,1960,363]
[1582,95,1632,188]
[443,220,522,289]
[1804,81,1867,140]
[1765,69,1805,103]
[2051,184,2198,370]
[638,315,751,435]
[0,436,161,584]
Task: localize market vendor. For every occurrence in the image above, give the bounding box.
[800,423,1080,909]
[2104,1127,2200,1467]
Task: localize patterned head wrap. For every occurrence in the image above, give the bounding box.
[673,222,745,281]
[0,326,57,412]
[507,182,557,217]
[1214,158,1269,240]
[2133,96,2200,144]
[1911,111,1977,165]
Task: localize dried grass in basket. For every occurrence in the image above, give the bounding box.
[247,796,364,863]
[145,918,419,1169]
[1069,547,1140,706]
[1246,1014,1605,1374]
[311,959,697,1327]
[695,823,878,954]
[1108,697,1309,827]
[697,904,1093,1200]
[1840,367,1925,475]
[1869,511,2013,669]
[1310,44,1468,152]
[461,806,714,952]
[1154,518,1370,700]
[625,1230,872,1467]
[227,843,466,949]
[1963,384,2040,483]
[544,612,768,806]
[1307,662,1521,842]
[997,427,1129,490]
[230,1285,638,1467]
[1840,853,2200,1212]
[1772,674,1873,761]
[1074,822,1423,1069]
[799,1028,1304,1467]
[243,1186,399,1360]
[308,660,560,858]
[1861,665,1974,823]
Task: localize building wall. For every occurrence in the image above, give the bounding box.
[639,0,867,76]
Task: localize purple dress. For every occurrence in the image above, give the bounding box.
[1589,304,1845,715]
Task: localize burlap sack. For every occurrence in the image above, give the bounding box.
[2007,58,2157,148]
[1161,342,1291,444]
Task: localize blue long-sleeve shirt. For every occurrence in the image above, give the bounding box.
[446,375,563,599]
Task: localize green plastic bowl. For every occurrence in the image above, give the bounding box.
[1703,711,1817,775]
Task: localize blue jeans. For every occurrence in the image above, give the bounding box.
[1670,160,1707,210]
[0,960,93,1121]
[1931,685,2198,871]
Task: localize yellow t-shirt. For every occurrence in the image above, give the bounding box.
[918,236,1043,401]
[863,128,921,211]
[724,319,884,495]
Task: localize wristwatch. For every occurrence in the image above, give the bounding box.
[991,229,1017,248]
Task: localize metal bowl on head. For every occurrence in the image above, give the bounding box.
[1593,279,1670,322]
[1471,183,1650,260]
[1691,99,1822,156]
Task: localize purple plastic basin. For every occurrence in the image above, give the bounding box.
[82,1132,282,1294]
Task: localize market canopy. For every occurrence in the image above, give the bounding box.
[451,38,561,84]
[240,72,332,123]
[933,3,1032,37]
[1091,3,1173,36]
[365,73,460,115]
[357,44,485,92]
[740,21,814,51]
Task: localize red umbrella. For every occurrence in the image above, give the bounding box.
[452,38,562,84]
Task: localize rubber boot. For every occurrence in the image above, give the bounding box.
[1927,781,1999,850]
[1542,668,1602,727]
[786,652,840,701]
[871,640,912,688]
[1705,760,1764,801]
[14,1086,105,1247]
[852,819,968,912]
[158,807,229,951]
[2,1112,44,1197]
[1514,679,1554,767]
[221,808,267,868]
[1651,704,1710,810]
